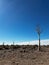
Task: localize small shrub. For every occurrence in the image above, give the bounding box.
[47,45,49,48]
[33,45,38,50]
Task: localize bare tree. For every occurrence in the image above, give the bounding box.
[36,24,42,51]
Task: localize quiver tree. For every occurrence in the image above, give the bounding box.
[36,25,42,51]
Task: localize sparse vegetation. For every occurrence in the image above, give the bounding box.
[0,45,49,65]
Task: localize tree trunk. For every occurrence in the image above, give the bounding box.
[38,34,40,51]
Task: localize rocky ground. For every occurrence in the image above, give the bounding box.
[0,45,49,65]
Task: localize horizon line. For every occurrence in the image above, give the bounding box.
[0,39,49,45]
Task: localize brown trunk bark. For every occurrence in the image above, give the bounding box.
[38,34,40,51]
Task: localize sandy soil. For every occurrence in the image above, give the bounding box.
[0,45,49,65]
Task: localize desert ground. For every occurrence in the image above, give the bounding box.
[0,45,49,65]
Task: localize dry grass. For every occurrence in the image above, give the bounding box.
[0,45,49,65]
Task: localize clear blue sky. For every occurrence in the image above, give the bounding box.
[0,0,49,42]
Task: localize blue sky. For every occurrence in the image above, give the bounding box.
[0,0,49,42]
